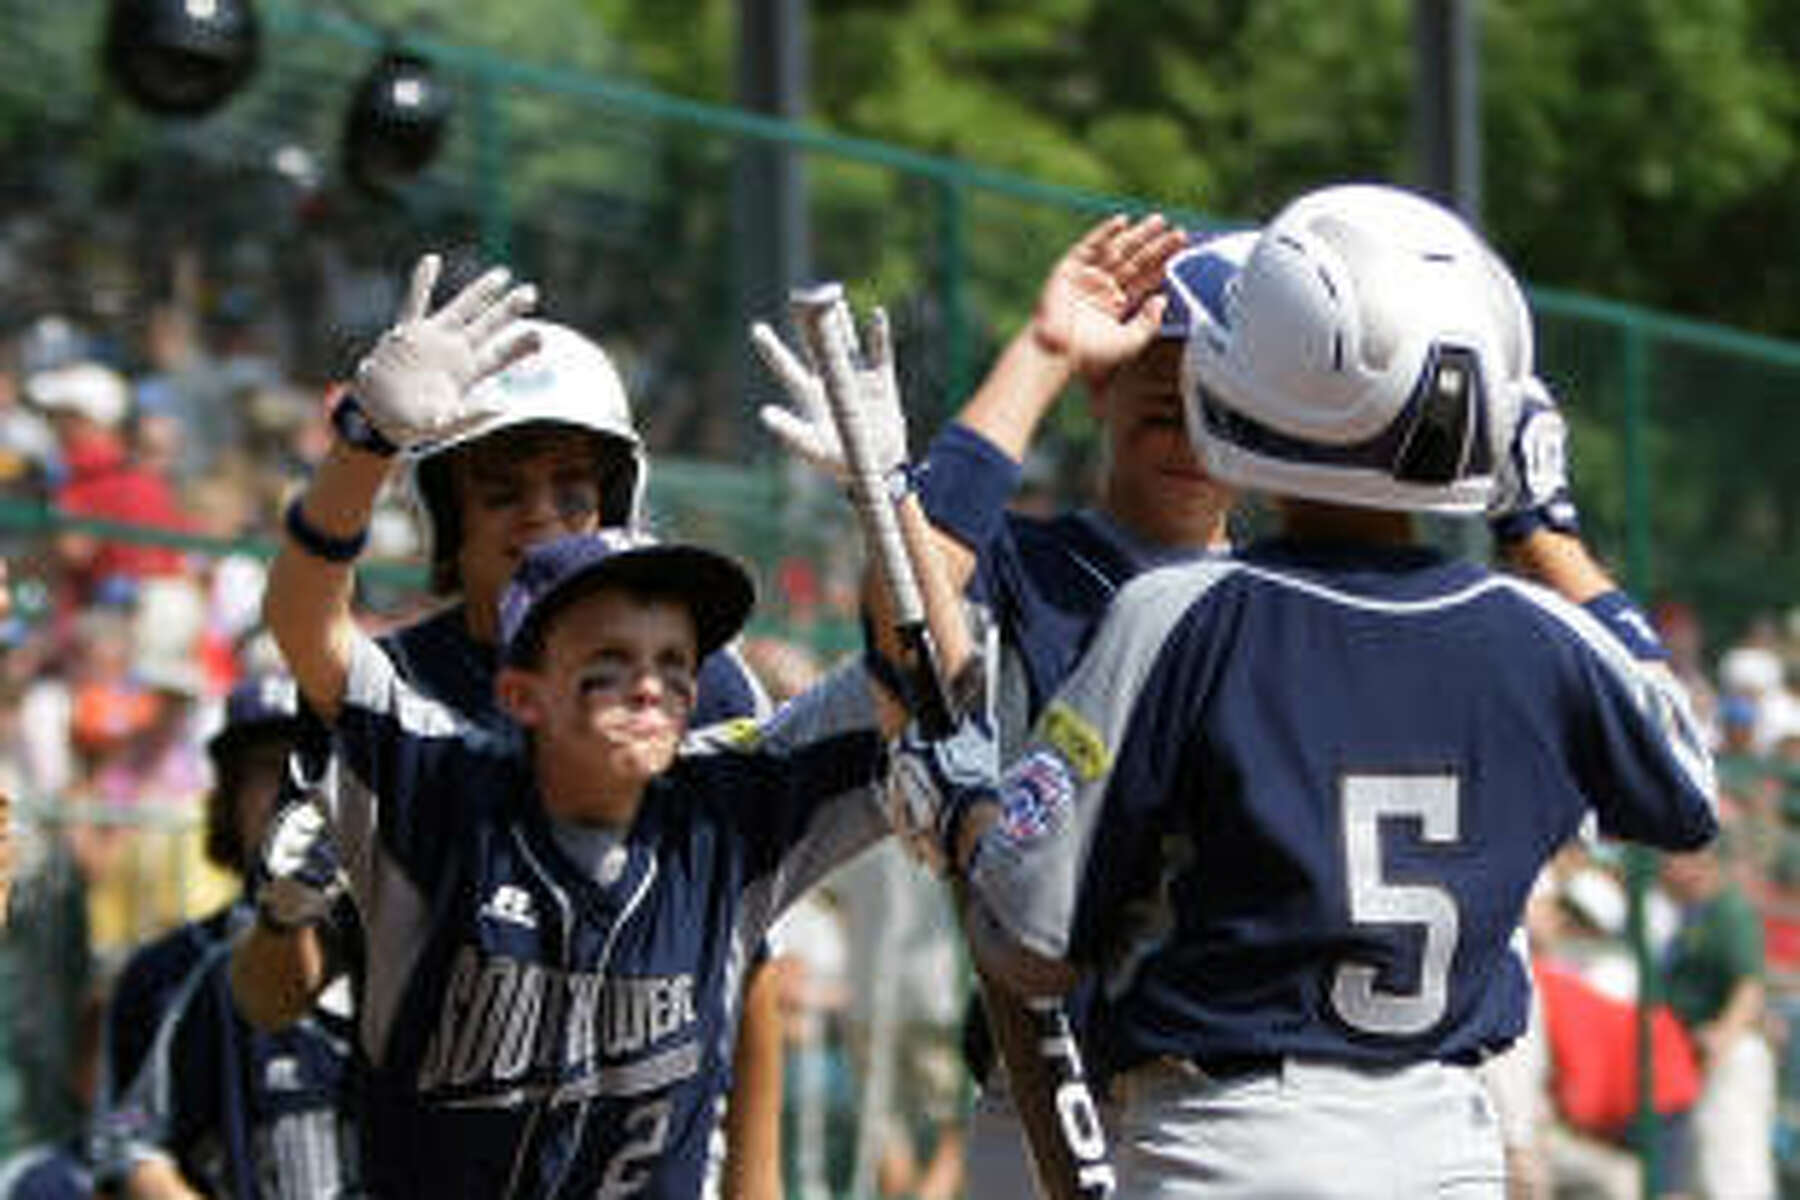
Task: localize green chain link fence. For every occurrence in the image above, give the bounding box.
[2,0,1796,639]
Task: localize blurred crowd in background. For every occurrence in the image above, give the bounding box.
[0,292,1797,1200]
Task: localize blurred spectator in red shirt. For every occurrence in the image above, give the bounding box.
[28,362,188,613]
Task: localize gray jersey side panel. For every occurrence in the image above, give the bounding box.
[970,560,1237,975]
[722,661,892,933]
[687,661,892,1094]
[333,635,460,1064]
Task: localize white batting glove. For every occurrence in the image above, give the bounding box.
[749,305,909,485]
[1489,375,1580,542]
[254,798,347,933]
[352,253,542,450]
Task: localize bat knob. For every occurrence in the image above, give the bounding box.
[789,281,845,306]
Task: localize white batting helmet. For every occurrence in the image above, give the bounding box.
[1172,183,1533,513]
[410,319,646,593]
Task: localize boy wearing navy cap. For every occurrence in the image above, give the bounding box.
[262,264,965,1199]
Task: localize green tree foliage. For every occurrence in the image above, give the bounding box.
[0,0,1791,634]
[585,0,1800,636]
[1484,0,1798,332]
[587,0,1800,336]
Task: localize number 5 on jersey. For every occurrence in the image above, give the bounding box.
[1331,772,1462,1037]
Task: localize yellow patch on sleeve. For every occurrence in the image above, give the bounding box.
[718,717,762,750]
[1037,702,1110,781]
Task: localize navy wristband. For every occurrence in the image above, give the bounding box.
[331,394,400,458]
[1583,591,1668,662]
[283,497,369,564]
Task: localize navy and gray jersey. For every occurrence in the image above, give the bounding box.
[0,1141,91,1200]
[285,605,771,997]
[321,635,888,1199]
[920,422,1212,751]
[91,902,361,1198]
[968,538,1717,1080]
[100,905,228,1115]
[920,420,1217,1081]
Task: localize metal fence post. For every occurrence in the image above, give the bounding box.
[1621,319,1661,1200]
[935,177,969,425]
[472,55,512,264]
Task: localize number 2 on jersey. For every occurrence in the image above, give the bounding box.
[594,1099,671,1198]
[1330,773,1462,1037]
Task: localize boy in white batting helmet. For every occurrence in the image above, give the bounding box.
[899,183,1716,1198]
[233,269,784,1197]
[409,319,646,596]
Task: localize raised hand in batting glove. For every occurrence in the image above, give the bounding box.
[1489,375,1581,543]
[749,302,909,486]
[351,253,541,451]
[1029,212,1184,375]
[253,797,347,933]
[887,707,998,875]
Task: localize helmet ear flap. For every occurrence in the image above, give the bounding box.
[596,441,645,530]
[1392,345,1485,486]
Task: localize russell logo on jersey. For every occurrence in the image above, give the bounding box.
[480,884,539,930]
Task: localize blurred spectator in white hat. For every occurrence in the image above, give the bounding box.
[1720,643,1800,757]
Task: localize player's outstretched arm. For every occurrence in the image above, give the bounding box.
[927,213,1183,587]
[1489,376,1716,841]
[123,1157,206,1200]
[265,255,538,722]
[264,438,395,724]
[1497,528,1615,604]
[230,796,346,1030]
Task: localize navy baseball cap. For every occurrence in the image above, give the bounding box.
[207,673,301,762]
[1159,228,1260,340]
[499,531,756,667]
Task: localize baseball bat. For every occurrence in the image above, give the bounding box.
[788,283,955,737]
[788,284,1117,1200]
